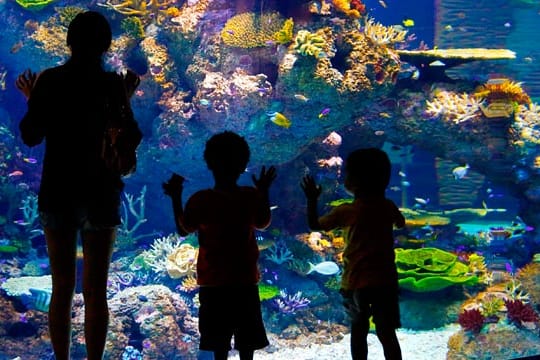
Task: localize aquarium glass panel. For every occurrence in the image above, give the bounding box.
[1,0,540,359]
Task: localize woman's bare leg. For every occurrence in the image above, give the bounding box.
[44,227,78,360]
[81,228,116,360]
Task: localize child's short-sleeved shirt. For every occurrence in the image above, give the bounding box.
[318,197,404,290]
[183,186,271,286]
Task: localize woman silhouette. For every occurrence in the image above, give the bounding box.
[17,11,142,360]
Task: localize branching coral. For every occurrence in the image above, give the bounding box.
[98,0,178,24]
[142,233,183,275]
[505,279,530,303]
[274,289,310,314]
[363,17,407,46]
[425,90,483,124]
[221,12,285,48]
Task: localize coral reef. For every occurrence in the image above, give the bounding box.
[15,0,54,11]
[474,79,531,106]
[221,12,285,48]
[98,0,179,24]
[274,18,294,45]
[274,289,311,314]
[332,0,365,18]
[121,16,146,40]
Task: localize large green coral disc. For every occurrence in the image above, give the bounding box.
[16,0,55,11]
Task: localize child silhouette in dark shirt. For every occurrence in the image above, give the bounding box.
[163,131,276,360]
[301,148,405,360]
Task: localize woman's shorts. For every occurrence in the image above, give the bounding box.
[40,207,119,231]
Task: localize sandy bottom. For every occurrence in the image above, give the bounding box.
[228,325,459,360]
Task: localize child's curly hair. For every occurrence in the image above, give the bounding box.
[346,148,391,196]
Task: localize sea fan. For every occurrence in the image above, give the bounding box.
[504,299,540,326]
[458,308,485,333]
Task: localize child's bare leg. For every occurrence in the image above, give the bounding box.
[350,316,369,360]
[239,349,254,360]
[375,327,402,360]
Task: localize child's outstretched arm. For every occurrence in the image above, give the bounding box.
[301,175,323,230]
[252,165,277,228]
[162,173,189,236]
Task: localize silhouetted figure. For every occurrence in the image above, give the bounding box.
[301,148,405,360]
[163,131,276,360]
[17,11,142,360]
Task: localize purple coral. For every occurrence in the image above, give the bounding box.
[504,299,539,326]
[458,308,485,333]
[274,289,310,314]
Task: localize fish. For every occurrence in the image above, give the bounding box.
[306,261,340,275]
[8,170,23,177]
[378,0,387,8]
[268,112,292,128]
[374,130,385,136]
[294,94,310,102]
[398,171,407,177]
[402,18,415,27]
[379,112,392,118]
[10,41,23,54]
[401,180,410,187]
[318,108,331,118]
[23,157,37,164]
[444,24,454,31]
[452,164,470,179]
[429,60,446,67]
[389,186,401,191]
[414,197,430,205]
[199,98,210,106]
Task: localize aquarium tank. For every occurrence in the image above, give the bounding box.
[1,0,540,359]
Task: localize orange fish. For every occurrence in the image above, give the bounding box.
[8,170,23,177]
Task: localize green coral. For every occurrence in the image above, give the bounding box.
[395,247,478,292]
[121,16,145,40]
[56,6,85,27]
[258,284,280,301]
[293,30,326,58]
[0,245,18,255]
[16,0,55,11]
[274,18,294,44]
[221,12,284,48]
[481,295,504,317]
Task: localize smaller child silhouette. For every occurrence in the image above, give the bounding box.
[163,131,276,360]
[301,148,405,360]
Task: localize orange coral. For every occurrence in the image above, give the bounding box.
[332,0,365,18]
[474,79,531,105]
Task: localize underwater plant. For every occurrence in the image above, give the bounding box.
[480,294,504,317]
[504,299,539,326]
[274,18,294,45]
[458,308,485,333]
[55,6,86,27]
[258,284,280,301]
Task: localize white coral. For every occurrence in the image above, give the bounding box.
[363,18,407,46]
[425,91,482,124]
[142,233,183,274]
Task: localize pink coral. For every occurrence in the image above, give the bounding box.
[458,308,485,333]
[505,299,539,326]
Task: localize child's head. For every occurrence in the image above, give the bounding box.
[67,11,112,59]
[204,131,250,180]
[344,148,391,197]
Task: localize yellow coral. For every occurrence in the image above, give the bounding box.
[179,275,199,292]
[140,36,169,85]
[274,17,294,44]
[363,17,407,46]
[332,0,361,18]
[98,0,178,24]
[221,12,284,48]
[474,79,531,105]
[166,243,198,279]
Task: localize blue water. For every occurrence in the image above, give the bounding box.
[1,0,540,359]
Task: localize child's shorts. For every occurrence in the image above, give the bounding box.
[341,286,401,329]
[198,284,269,352]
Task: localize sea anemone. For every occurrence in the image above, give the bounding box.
[504,299,539,326]
[458,308,485,333]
